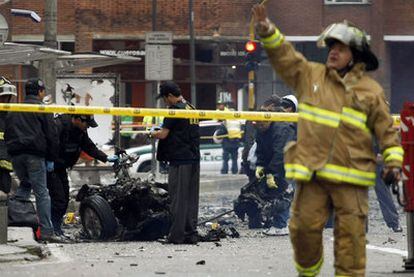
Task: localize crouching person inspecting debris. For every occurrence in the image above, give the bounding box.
[234,96,296,234]
[48,114,118,238]
[150,81,200,245]
[252,4,403,276]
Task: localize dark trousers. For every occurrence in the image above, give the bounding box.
[168,162,200,243]
[0,169,11,193]
[47,167,69,234]
[221,147,238,174]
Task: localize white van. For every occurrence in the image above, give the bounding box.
[125,120,244,174]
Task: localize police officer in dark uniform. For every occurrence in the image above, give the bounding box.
[5,78,59,242]
[48,114,118,236]
[150,81,200,244]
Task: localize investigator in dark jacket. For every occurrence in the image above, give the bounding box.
[5,78,60,242]
[255,97,296,236]
[0,77,16,194]
[151,81,200,244]
[48,113,117,236]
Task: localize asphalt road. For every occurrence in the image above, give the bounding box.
[0,174,411,277]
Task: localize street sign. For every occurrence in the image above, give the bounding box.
[0,14,9,47]
[145,44,173,81]
[145,32,173,44]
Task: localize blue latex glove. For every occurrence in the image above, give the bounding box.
[46,161,54,172]
[107,155,119,163]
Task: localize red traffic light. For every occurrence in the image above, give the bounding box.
[245,41,257,53]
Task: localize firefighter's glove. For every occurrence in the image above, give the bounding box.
[382,167,401,186]
[255,166,265,179]
[107,155,119,163]
[266,174,278,190]
[46,161,54,173]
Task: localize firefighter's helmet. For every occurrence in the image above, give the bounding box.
[0,76,16,97]
[317,21,378,71]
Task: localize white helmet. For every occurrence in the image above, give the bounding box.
[281,95,298,112]
[0,76,16,97]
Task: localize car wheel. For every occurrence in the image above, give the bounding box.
[79,195,118,240]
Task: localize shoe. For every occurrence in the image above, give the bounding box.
[263,227,289,236]
[184,236,199,245]
[39,234,69,243]
[391,225,403,233]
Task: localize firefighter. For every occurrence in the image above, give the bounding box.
[0,77,16,194]
[252,5,403,276]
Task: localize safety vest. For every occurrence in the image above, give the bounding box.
[225,119,242,139]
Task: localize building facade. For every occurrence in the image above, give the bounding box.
[2,0,413,112]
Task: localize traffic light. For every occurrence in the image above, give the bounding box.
[244,40,262,71]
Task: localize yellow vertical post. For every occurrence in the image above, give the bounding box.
[248,16,256,110]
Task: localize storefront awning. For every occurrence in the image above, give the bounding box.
[0,42,141,71]
[56,53,141,72]
[0,42,70,65]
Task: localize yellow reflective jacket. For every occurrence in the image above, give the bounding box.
[259,28,403,186]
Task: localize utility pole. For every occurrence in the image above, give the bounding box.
[39,0,57,101]
[150,0,157,177]
[189,0,196,105]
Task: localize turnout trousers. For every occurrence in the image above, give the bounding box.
[289,178,368,277]
[168,162,200,243]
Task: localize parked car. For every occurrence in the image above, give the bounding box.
[125,120,244,174]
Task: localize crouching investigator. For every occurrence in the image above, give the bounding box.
[48,114,118,237]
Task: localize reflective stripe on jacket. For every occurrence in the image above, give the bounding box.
[260,27,403,187]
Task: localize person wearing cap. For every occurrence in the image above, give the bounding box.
[253,96,296,235]
[252,5,403,276]
[0,77,16,195]
[5,78,61,243]
[150,81,200,244]
[47,113,118,237]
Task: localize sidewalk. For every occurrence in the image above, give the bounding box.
[0,227,49,263]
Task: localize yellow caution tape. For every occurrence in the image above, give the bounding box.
[0,103,401,125]
[0,103,298,122]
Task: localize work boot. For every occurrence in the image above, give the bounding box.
[39,233,69,244]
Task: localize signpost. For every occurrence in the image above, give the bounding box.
[145,31,173,179]
[145,32,173,81]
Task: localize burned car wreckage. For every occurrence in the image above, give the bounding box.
[74,149,286,242]
[75,149,171,241]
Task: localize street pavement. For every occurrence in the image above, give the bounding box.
[0,173,412,276]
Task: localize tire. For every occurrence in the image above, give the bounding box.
[79,195,118,240]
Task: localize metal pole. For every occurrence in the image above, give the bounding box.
[39,0,57,101]
[405,212,414,270]
[150,0,157,177]
[189,0,196,105]
[114,75,121,149]
[0,191,7,244]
